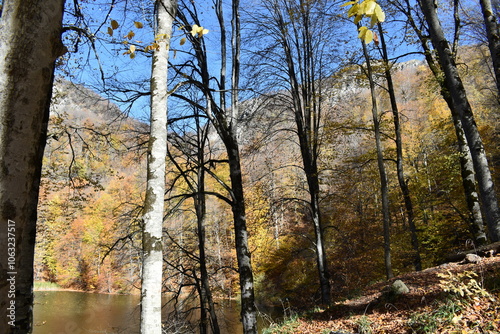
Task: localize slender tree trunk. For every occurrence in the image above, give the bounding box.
[271,0,332,304]
[195,123,220,334]
[419,0,500,241]
[229,3,257,330]
[0,1,65,332]
[141,1,176,333]
[452,113,487,243]
[479,0,500,95]
[377,23,422,271]
[360,32,393,280]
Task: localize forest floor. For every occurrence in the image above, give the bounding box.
[264,255,500,333]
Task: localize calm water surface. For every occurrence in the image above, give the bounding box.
[33,291,275,334]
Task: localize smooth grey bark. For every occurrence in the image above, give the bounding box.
[141,1,176,333]
[0,0,65,332]
[419,0,500,242]
[479,0,500,95]
[377,23,422,271]
[359,31,394,280]
[397,0,487,243]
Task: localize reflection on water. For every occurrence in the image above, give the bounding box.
[33,291,277,334]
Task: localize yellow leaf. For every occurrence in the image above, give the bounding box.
[111,20,119,30]
[190,24,200,37]
[364,0,377,15]
[107,27,114,36]
[190,24,209,38]
[358,26,373,44]
[341,0,358,7]
[354,14,363,24]
[347,4,359,17]
[129,45,136,53]
[358,26,368,35]
[155,34,167,41]
[180,37,187,45]
[134,21,144,29]
[364,29,374,43]
[374,4,385,22]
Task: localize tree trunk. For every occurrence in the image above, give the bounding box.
[0,0,65,332]
[229,2,257,332]
[419,0,500,242]
[141,1,176,333]
[400,0,487,244]
[195,123,220,334]
[377,23,422,271]
[360,32,394,280]
[479,0,500,95]
[273,0,332,304]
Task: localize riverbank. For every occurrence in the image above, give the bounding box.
[264,256,500,333]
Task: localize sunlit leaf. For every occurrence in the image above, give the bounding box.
[358,26,373,44]
[134,21,144,29]
[190,24,200,37]
[129,45,136,53]
[341,1,358,7]
[374,4,385,22]
[155,33,167,41]
[364,0,376,15]
[190,24,209,38]
[111,20,119,30]
[347,4,359,17]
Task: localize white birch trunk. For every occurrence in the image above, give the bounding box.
[0,0,65,332]
[141,1,176,333]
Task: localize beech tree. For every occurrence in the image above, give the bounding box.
[140,0,176,333]
[391,0,489,243]
[418,0,500,242]
[344,0,393,279]
[0,0,66,332]
[172,0,258,332]
[245,0,334,304]
[376,23,422,271]
[479,0,500,94]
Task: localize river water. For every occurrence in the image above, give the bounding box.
[33,291,277,334]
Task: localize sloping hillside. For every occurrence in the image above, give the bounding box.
[265,254,500,333]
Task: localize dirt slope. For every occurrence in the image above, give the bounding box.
[272,256,500,333]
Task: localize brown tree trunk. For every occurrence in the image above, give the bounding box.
[360,29,394,280]
[377,23,422,271]
[0,0,65,332]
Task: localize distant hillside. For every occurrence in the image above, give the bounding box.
[51,77,125,122]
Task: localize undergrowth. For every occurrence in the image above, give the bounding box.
[408,270,498,333]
